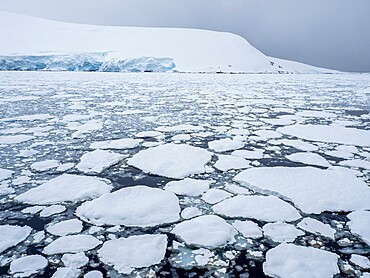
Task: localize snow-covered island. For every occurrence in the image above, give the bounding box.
[0,9,369,278]
[0,11,338,74]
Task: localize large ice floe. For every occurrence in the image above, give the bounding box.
[76,186,180,227]
[234,167,370,214]
[264,243,339,277]
[15,174,112,204]
[98,234,167,274]
[127,143,212,179]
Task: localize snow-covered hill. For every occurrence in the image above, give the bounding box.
[0,11,338,73]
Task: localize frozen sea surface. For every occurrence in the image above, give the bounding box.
[0,72,370,277]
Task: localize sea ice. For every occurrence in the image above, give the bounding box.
[286,152,331,167]
[43,235,101,255]
[172,215,236,248]
[277,139,318,151]
[9,255,48,277]
[340,159,370,170]
[30,160,60,172]
[208,138,244,152]
[350,254,370,269]
[0,225,32,253]
[16,174,112,204]
[47,219,83,236]
[347,211,370,245]
[61,252,89,268]
[201,189,232,205]
[98,234,167,274]
[213,155,250,171]
[76,149,124,173]
[181,207,202,219]
[84,271,103,278]
[297,217,336,239]
[76,185,180,227]
[263,243,339,278]
[263,222,304,243]
[0,135,34,144]
[0,168,14,181]
[128,143,212,179]
[40,205,66,217]
[277,124,370,147]
[164,178,211,197]
[234,167,370,214]
[90,138,142,150]
[51,267,81,278]
[212,195,301,222]
[231,149,264,159]
[232,220,262,239]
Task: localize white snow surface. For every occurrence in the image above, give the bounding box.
[0,225,32,253]
[234,167,370,214]
[172,215,236,248]
[76,149,124,173]
[0,11,335,73]
[277,124,370,147]
[16,174,112,204]
[212,195,301,222]
[347,211,370,245]
[10,255,48,277]
[76,185,180,227]
[263,243,339,278]
[164,178,211,197]
[43,235,101,255]
[127,143,212,179]
[98,234,167,274]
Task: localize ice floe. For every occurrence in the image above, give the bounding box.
[201,189,232,204]
[232,220,262,239]
[61,252,89,268]
[231,149,264,159]
[128,143,212,179]
[164,178,211,197]
[277,139,319,151]
[43,235,101,255]
[278,124,370,146]
[350,254,370,269]
[297,217,336,239]
[263,243,339,278]
[340,159,370,170]
[0,225,32,253]
[31,160,60,172]
[172,215,236,248]
[76,185,180,227]
[40,205,66,217]
[208,138,244,152]
[16,174,112,204]
[347,211,370,245]
[263,222,304,243]
[286,152,331,167]
[212,195,301,222]
[0,168,14,181]
[90,138,142,150]
[47,219,83,236]
[213,155,250,171]
[51,267,81,278]
[0,134,35,144]
[98,234,167,274]
[234,167,370,214]
[76,150,124,173]
[9,255,48,277]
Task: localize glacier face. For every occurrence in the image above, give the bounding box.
[0,54,175,72]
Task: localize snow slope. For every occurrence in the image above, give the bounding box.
[0,11,337,73]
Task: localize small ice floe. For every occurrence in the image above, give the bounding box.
[261,117,295,126]
[9,255,48,277]
[69,120,103,138]
[263,243,339,278]
[43,235,101,255]
[325,150,354,159]
[231,149,264,159]
[127,143,212,179]
[224,182,252,195]
[12,176,31,186]
[201,189,232,205]
[234,167,370,214]
[286,152,331,167]
[56,163,75,172]
[98,234,167,274]
[172,215,236,248]
[181,207,202,219]
[17,149,39,157]
[213,155,250,171]
[297,217,336,239]
[156,124,204,132]
[89,138,142,150]
[31,160,60,172]
[296,110,337,118]
[227,128,250,136]
[84,270,103,278]
[277,124,370,147]
[61,252,89,268]
[277,139,319,151]
[76,186,180,227]
[263,222,304,243]
[347,211,370,245]
[46,219,83,236]
[253,130,282,140]
[340,159,370,170]
[51,267,81,278]
[135,130,163,138]
[212,195,301,222]
[171,134,191,141]
[0,168,14,181]
[208,138,244,152]
[350,254,370,269]
[15,174,112,204]
[76,150,124,174]
[0,225,32,253]
[164,178,211,197]
[232,220,262,239]
[40,205,66,217]
[0,135,35,144]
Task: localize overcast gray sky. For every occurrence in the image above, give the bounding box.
[1,0,369,72]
